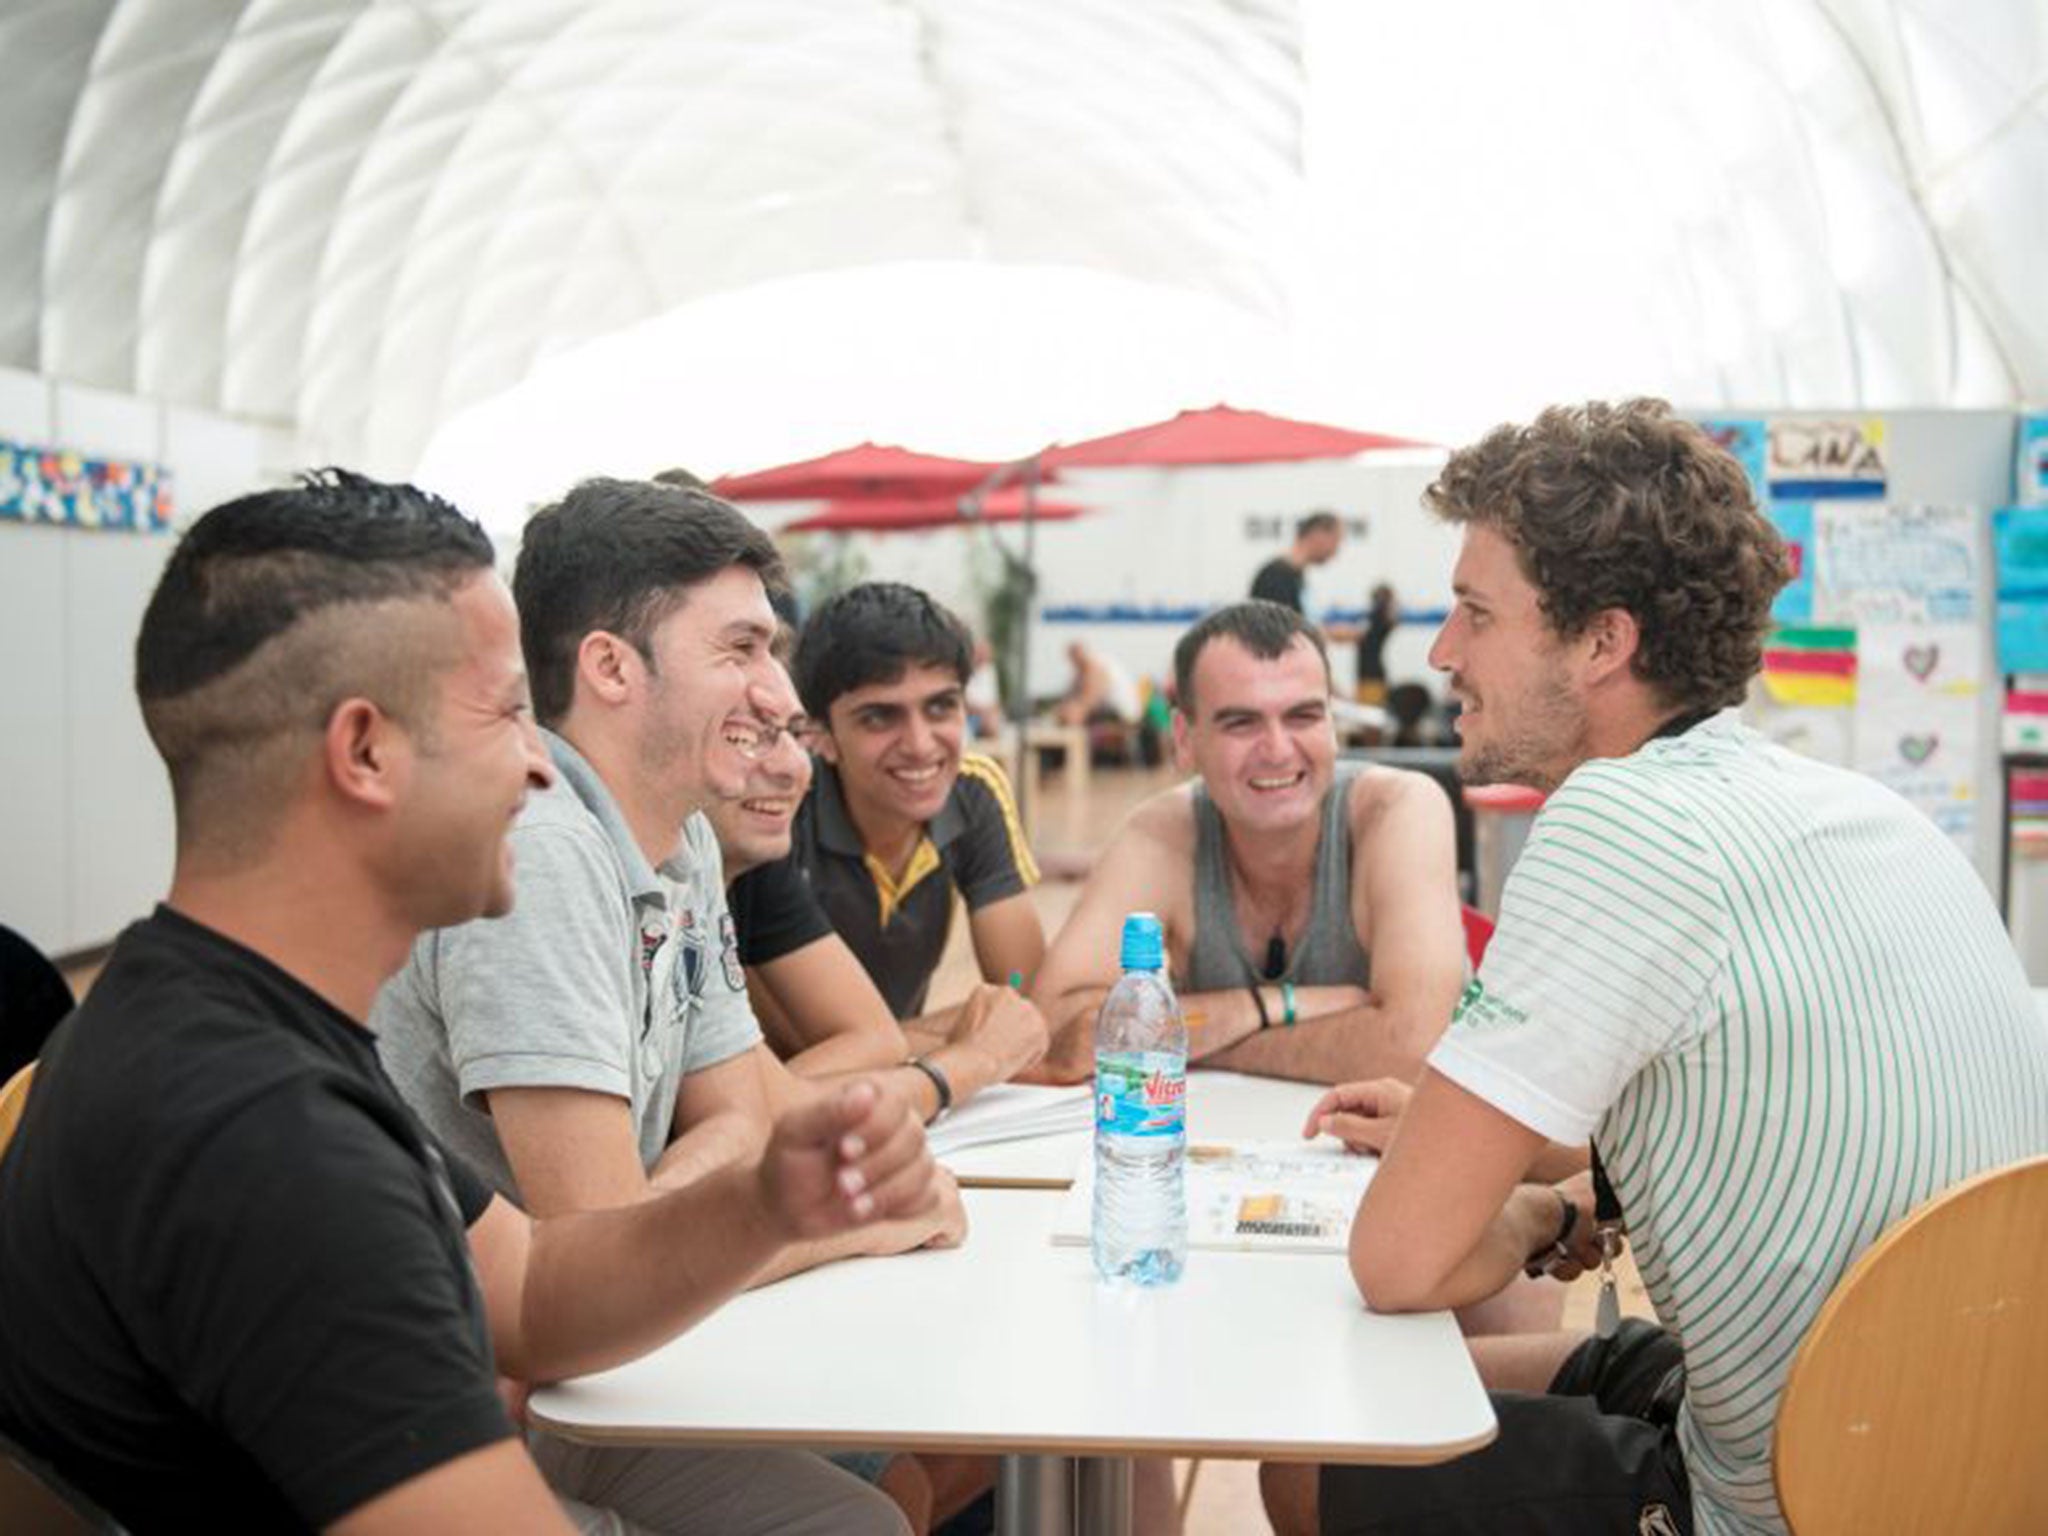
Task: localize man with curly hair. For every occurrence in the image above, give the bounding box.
[1269,400,2048,1535]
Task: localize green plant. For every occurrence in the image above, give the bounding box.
[781,531,870,618]
[970,531,1036,717]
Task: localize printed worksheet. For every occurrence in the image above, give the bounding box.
[1052,1139,1377,1253]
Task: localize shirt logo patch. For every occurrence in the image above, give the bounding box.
[674,907,705,1006]
[1451,976,1529,1031]
[718,911,744,993]
[1453,976,1484,1021]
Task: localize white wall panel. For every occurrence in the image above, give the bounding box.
[51,380,158,460]
[62,531,175,949]
[0,366,52,441]
[1,375,269,954]
[164,403,265,523]
[0,526,73,953]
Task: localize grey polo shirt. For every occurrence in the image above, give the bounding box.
[373,730,759,1201]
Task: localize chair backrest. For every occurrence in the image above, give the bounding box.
[0,925,74,1083]
[0,1076,120,1533]
[0,1429,118,1535]
[0,1063,33,1161]
[1458,906,1495,969]
[1773,1154,2048,1534]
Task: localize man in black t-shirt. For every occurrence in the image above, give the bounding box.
[0,474,935,1533]
[1250,508,1344,614]
[708,658,1043,1128]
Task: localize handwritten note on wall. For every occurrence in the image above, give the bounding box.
[1814,503,1978,625]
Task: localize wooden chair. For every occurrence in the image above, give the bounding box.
[1773,1154,2048,1534]
[0,1066,120,1532]
[1458,905,1495,970]
[0,1062,32,1159]
[0,1431,113,1536]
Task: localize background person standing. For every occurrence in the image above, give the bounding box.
[1249,509,1343,614]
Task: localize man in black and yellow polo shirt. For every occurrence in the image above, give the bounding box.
[760,581,1045,1030]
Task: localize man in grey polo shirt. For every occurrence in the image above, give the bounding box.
[379,735,759,1198]
[374,478,947,1536]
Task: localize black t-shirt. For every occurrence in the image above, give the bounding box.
[785,758,1036,1019]
[1356,607,1396,683]
[1250,557,1305,612]
[729,854,835,968]
[0,907,510,1532]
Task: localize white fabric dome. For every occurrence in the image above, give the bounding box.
[1,0,2041,475]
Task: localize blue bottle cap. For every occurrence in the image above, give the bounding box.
[1119,912,1165,971]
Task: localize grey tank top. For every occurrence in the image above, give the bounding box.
[1186,766,1371,992]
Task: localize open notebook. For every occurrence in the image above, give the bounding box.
[1051,1139,1377,1254]
[925,1083,1094,1159]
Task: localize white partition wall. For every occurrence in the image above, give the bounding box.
[0,368,282,956]
[0,523,71,950]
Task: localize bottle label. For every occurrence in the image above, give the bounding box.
[1095,1050,1186,1138]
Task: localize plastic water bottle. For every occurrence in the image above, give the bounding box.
[1092,912,1187,1285]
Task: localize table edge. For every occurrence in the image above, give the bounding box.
[523,1411,1499,1467]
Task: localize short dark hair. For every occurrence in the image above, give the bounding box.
[1296,510,1341,539]
[1172,600,1331,716]
[793,581,972,720]
[514,477,785,725]
[1426,398,1790,713]
[136,469,494,852]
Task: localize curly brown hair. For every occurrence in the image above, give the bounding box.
[1425,399,1790,713]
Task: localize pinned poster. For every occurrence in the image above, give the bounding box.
[1814,503,1977,625]
[1853,622,1981,853]
[2002,689,2048,756]
[1993,506,2048,672]
[1769,501,1815,623]
[0,437,174,531]
[1995,600,2048,675]
[1696,417,1767,500]
[1768,418,1887,501]
[1761,625,1856,708]
[2018,417,2048,508]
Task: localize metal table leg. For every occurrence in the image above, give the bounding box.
[998,1453,1074,1535]
[1077,1456,1134,1536]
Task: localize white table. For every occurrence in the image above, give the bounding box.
[530,1074,1497,1534]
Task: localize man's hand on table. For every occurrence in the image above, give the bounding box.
[1015,987,1106,1085]
[944,982,1049,1085]
[1304,1077,1413,1154]
[757,1078,944,1240]
[918,1168,968,1250]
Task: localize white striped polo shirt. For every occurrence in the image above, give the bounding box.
[1432,719,2048,1536]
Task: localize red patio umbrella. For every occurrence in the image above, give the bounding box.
[782,486,1085,535]
[1039,404,1432,469]
[711,442,1005,501]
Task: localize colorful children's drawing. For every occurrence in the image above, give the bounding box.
[1768,418,1887,501]
[0,438,173,532]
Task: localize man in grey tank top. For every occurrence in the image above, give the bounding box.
[1032,601,1469,1088]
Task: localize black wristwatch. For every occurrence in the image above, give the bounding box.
[906,1055,953,1123]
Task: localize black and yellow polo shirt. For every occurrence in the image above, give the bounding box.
[736,753,1037,1020]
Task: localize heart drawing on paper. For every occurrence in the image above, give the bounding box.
[1899,734,1939,766]
[1902,644,1940,682]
